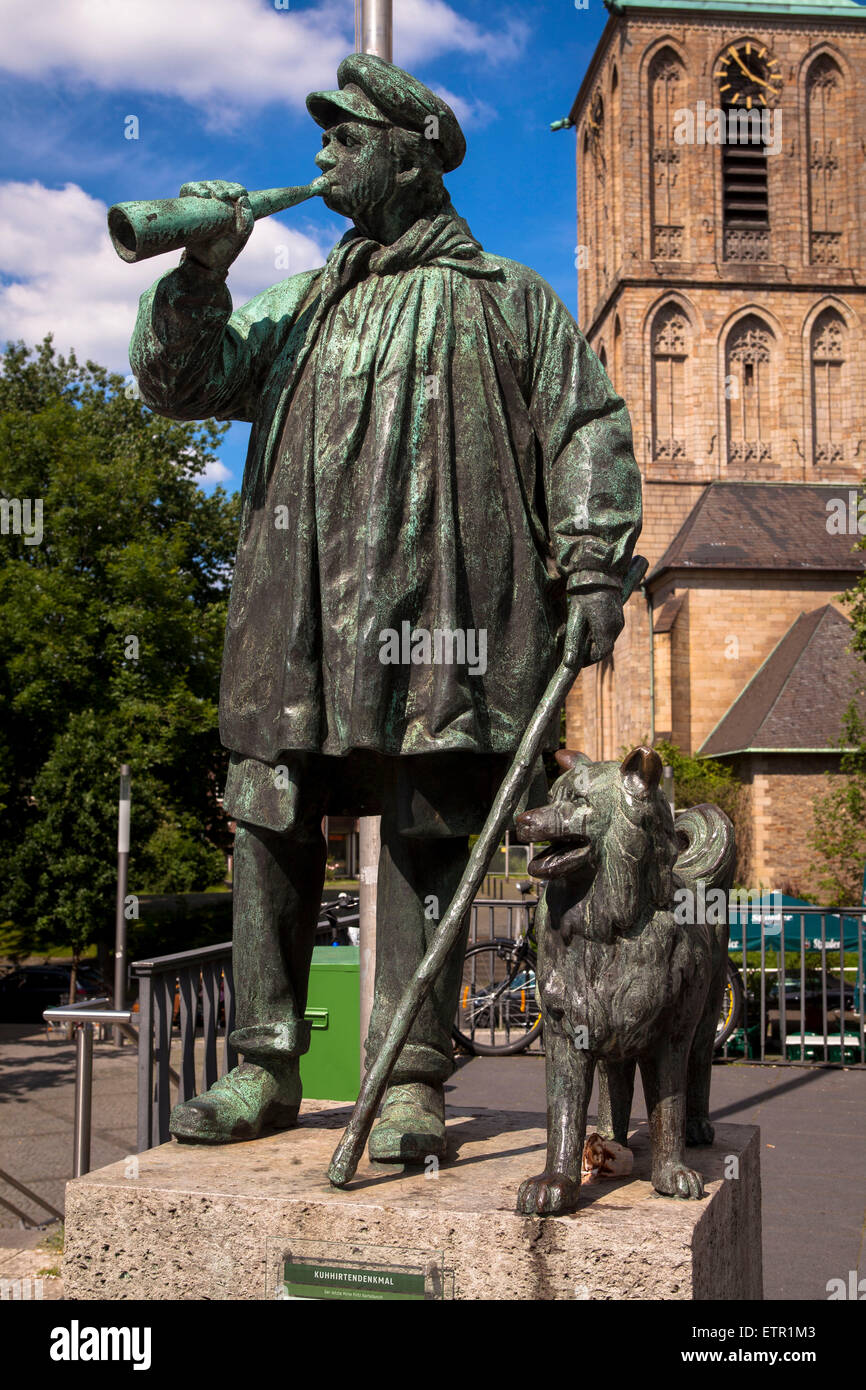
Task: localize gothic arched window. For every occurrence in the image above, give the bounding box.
[726,315,774,468]
[650,48,685,260]
[811,309,846,467]
[807,56,844,265]
[651,305,690,464]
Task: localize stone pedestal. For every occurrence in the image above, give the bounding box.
[63,1101,762,1300]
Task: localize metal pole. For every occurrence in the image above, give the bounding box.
[361,0,392,60]
[357,0,392,1080]
[663,763,674,812]
[358,823,380,1081]
[113,764,131,1045]
[644,583,655,746]
[73,1023,93,1178]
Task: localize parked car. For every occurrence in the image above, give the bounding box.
[0,964,106,1023]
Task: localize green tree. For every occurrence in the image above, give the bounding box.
[809,491,866,906]
[809,706,866,908]
[0,338,239,963]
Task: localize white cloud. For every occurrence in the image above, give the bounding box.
[0,0,525,125]
[430,86,497,130]
[0,180,333,371]
[202,457,233,486]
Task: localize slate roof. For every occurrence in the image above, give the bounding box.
[699,605,866,756]
[650,483,866,581]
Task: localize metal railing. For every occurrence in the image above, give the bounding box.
[131,942,235,1154]
[720,905,865,1067]
[41,998,138,1177]
[469,896,535,944]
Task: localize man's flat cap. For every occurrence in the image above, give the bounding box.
[307,54,466,172]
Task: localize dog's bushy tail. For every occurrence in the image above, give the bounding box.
[673,804,736,895]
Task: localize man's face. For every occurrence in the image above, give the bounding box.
[314,119,398,222]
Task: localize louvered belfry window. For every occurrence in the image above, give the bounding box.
[722,115,769,228]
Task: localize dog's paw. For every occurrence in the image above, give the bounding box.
[516,1172,581,1216]
[653,1161,704,1199]
[685,1117,715,1147]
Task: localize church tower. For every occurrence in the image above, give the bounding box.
[564,0,866,891]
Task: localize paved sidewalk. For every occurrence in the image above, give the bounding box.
[0,1025,138,1229]
[1,1023,863,1300]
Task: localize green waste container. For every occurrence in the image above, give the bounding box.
[300,946,360,1102]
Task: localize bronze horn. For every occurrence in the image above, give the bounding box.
[107,178,329,264]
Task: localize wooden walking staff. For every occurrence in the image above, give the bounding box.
[328,553,648,1187]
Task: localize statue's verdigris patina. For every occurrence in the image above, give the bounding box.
[128,54,642,1163]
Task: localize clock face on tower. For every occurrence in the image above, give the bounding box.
[716,43,783,109]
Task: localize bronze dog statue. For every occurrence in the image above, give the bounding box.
[514,747,735,1216]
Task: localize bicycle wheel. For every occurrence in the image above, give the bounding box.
[715,958,744,1049]
[453,940,543,1056]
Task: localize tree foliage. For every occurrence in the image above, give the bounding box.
[654,739,750,878]
[809,705,866,908]
[809,502,866,906]
[0,338,239,957]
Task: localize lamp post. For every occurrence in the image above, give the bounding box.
[113,764,131,1045]
[357,0,392,1080]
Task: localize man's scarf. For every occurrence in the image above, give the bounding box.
[319,201,502,312]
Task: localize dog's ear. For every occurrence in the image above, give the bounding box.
[555,749,590,771]
[620,746,663,798]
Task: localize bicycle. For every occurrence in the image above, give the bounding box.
[453,883,542,1056]
[317,893,360,946]
[716,957,745,1049]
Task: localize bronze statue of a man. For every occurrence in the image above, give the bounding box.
[130,54,641,1161]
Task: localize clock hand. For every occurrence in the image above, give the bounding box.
[726,49,777,92]
[728,47,753,79]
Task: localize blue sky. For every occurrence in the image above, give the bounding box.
[0,0,609,491]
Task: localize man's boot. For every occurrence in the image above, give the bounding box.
[367,1079,446,1163]
[169,1022,309,1144]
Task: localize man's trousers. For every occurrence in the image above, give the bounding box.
[226,751,515,1083]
